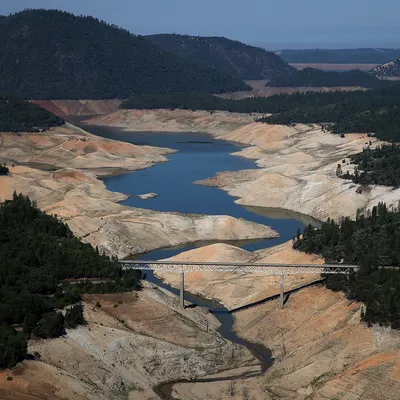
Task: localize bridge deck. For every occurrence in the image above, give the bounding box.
[120,260,359,275]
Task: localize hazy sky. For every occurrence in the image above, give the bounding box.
[2,0,400,49]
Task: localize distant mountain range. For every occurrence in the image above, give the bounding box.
[278,48,400,65]
[372,59,400,78]
[147,34,296,81]
[0,9,248,99]
[0,9,397,101]
[266,68,385,89]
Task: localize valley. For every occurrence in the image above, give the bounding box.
[2,104,400,399]
[1,6,400,399]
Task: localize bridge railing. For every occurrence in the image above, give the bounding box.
[119,260,359,275]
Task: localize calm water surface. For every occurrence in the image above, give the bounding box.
[74,121,319,259]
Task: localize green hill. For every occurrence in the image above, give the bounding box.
[266,68,384,88]
[0,193,141,367]
[372,58,400,77]
[0,92,64,132]
[147,34,295,81]
[0,10,248,99]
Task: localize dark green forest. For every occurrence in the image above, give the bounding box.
[147,34,295,81]
[0,9,248,99]
[0,93,64,132]
[260,85,400,141]
[294,203,400,328]
[266,68,384,88]
[0,193,141,368]
[339,144,400,187]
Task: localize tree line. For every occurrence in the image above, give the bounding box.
[0,92,64,132]
[121,85,400,141]
[0,193,141,368]
[294,202,400,329]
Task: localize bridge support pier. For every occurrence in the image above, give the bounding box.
[280,273,284,308]
[180,271,185,308]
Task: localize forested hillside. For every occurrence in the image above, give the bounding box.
[266,68,384,88]
[0,10,248,99]
[372,58,400,77]
[0,194,141,368]
[339,144,400,187]
[148,34,295,81]
[121,86,400,141]
[260,85,400,141]
[0,92,64,132]
[294,203,400,329]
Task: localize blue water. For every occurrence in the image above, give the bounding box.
[75,122,319,259]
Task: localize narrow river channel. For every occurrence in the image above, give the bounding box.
[72,120,319,398]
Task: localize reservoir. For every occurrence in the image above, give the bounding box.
[76,122,319,259]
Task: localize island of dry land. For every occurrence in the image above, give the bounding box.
[2,106,400,399]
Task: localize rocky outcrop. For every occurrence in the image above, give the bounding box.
[138,192,158,199]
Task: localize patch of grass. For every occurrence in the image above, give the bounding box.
[7,376,13,381]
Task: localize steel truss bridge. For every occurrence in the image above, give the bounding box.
[120,260,358,308]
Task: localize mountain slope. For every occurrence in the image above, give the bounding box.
[372,58,400,77]
[0,10,248,99]
[0,93,64,132]
[148,34,295,81]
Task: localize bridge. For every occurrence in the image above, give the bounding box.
[120,260,358,308]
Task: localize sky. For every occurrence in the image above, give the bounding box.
[1,0,400,49]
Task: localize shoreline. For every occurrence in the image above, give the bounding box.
[84,109,400,222]
[0,120,280,259]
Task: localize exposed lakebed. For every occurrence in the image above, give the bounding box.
[74,121,318,260]
[70,120,319,398]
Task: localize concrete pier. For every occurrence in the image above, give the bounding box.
[180,271,185,308]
